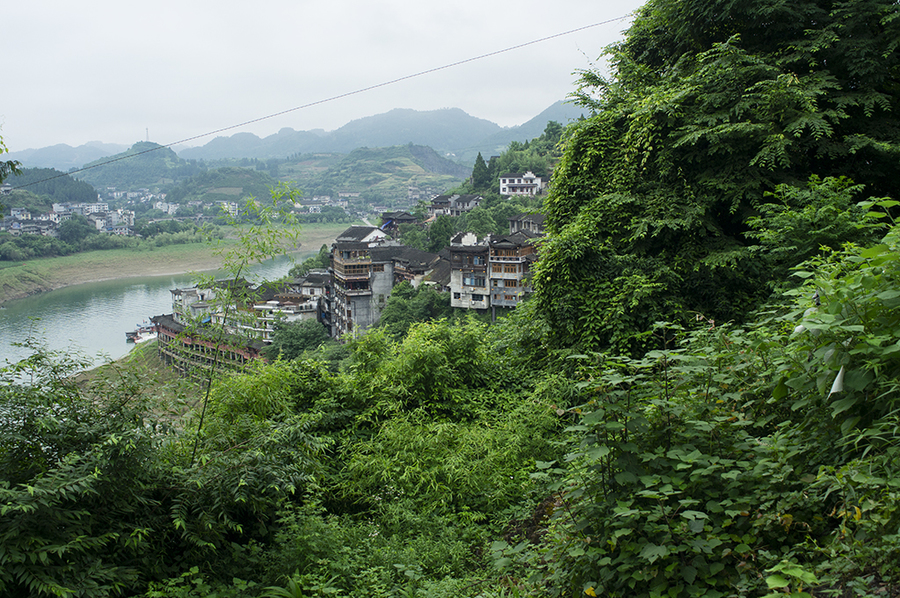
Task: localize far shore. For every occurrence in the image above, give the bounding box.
[0,223,348,306]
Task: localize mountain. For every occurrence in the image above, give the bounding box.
[283,144,469,202]
[458,101,586,163]
[6,141,128,172]
[9,102,588,171]
[177,107,504,162]
[321,108,502,154]
[177,101,586,165]
[74,142,204,189]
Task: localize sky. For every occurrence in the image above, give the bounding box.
[2,0,646,152]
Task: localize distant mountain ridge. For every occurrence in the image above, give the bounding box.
[7,141,128,172]
[9,101,585,170]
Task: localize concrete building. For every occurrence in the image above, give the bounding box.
[329,225,444,337]
[499,171,544,196]
[449,232,490,310]
[448,230,542,313]
[429,194,483,217]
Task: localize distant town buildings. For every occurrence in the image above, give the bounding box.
[1,202,137,237]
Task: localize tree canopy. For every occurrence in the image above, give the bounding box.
[534,0,900,353]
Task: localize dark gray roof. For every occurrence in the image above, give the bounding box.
[424,258,452,288]
[511,213,546,224]
[300,272,330,286]
[371,245,440,269]
[335,225,383,242]
[490,230,540,247]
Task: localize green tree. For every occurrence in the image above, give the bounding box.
[0,134,21,187]
[534,0,900,353]
[399,223,428,251]
[288,244,330,278]
[427,214,455,253]
[471,152,491,190]
[376,282,452,339]
[57,214,97,245]
[263,319,332,361]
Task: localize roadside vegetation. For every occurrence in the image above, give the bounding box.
[2,0,900,596]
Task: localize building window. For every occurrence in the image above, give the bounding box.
[504,279,517,287]
[373,263,384,272]
[463,276,485,287]
[473,255,485,265]
[504,264,518,273]
[453,292,461,299]
[473,294,484,301]
[505,294,514,301]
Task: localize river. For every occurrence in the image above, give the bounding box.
[0,252,309,371]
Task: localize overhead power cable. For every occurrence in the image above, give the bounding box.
[9,14,632,191]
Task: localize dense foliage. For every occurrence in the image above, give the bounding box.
[76,142,204,189]
[5,168,98,204]
[533,0,900,354]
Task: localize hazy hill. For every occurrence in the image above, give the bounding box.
[177,107,503,162]
[75,142,204,189]
[283,144,469,203]
[8,103,586,172]
[455,101,586,164]
[165,167,278,205]
[6,141,128,172]
[321,108,502,154]
[180,129,327,161]
[177,101,585,164]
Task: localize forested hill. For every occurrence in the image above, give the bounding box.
[75,142,205,189]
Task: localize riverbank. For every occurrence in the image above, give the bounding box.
[76,339,204,413]
[0,223,349,306]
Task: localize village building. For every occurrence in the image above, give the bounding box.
[499,171,544,196]
[508,212,546,235]
[488,231,540,309]
[448,229,542,313]
[428,194,483,218]
[379,211,418,236]
[449,232,490,310]
[329,225,446,337]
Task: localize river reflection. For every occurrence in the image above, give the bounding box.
[0,253,307,370]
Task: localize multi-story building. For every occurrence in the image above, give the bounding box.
[329,225,444,337]
[449,232,490,310]
[380,211,418,237]
[330,226,395,337]
[448,230,542,313]
[488,231,540,309]
[508,213,545,235]
[499,171,544,196]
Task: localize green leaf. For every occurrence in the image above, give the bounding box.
[765,574,791,589]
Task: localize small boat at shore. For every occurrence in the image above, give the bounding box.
[126,324,157,343]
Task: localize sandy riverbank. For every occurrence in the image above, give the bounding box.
[0,223,347,306]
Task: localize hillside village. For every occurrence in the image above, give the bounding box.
[148,176,548,370]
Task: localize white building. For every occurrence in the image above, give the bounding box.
[499,171,544,196]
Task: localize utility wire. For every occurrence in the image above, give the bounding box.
[9,14,632,191]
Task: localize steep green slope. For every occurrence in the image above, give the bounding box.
[75,142,205,189]
[281,144,467,200]
[165,166,278,205]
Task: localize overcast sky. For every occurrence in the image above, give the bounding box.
[2,0,646,151]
